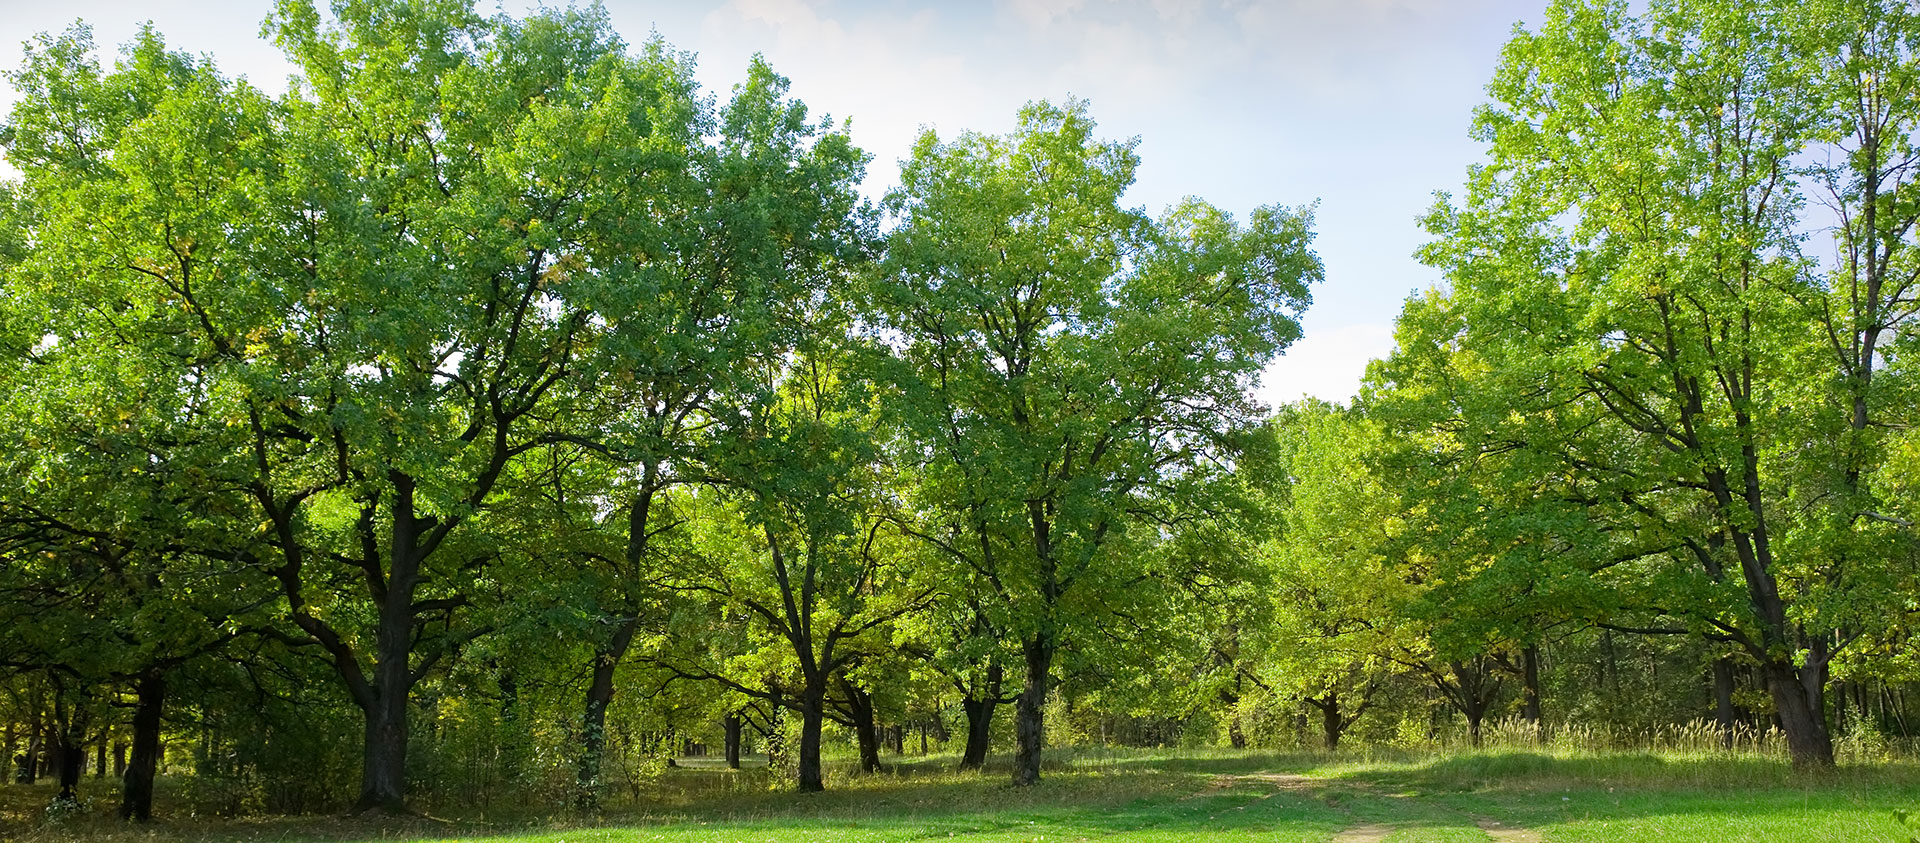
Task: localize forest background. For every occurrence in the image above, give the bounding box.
[1,0,1918,834]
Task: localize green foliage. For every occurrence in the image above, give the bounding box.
[14,0,1920,826]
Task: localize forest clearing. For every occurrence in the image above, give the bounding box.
[6,746,1919,842]
[6,0,1920,839]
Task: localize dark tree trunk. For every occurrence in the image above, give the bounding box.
[1767,658,1834,767]
[1012,635,1053,787]
[120,673,164,822]
[797,690,825,793]
[1307,692,1343,751]
[94,742,105,779]
[887,725,905,755]
[576,476,658,810]
[53,727,83,801]
[1712,656,1738,749]
[843,682,880,774]
[1438,658,1498,749]
[350,509,428,819]
[576,617,639,811]
[113,743,127,779]
[354,541,422,815]
[959,662,1002,770]
[354,683,409,814]
[49,686,84,801]
[1520,645,1541,726]
[723,714,742,770]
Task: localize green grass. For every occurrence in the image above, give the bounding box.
[6,748,1919,842]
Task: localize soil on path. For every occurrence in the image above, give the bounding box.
[1215,771,1549,843]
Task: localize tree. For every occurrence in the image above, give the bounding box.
[537,51,868,809]
[1254,402,1416,751]
[1407,0,1920,767]
[0,24,293,820]
[662,343,932,793]
[870,99,1320,785]
[2,0,731,810]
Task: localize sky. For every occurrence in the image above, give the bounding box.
[0,0,1549,407]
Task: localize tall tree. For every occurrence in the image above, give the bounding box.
[662,344,932,793]
[870,99,1319,785]
[1407,0,1920,767]
[3,0,722,810]
[0,24,293,820]
[554,54,870,809]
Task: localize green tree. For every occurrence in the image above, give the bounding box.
[0,24,296,819]
[869,99,1319,785]
[2,0,723,810]
[1255,402,1417,751]
[549,53,870,808]
[661,344,933,793]
[1408,0,1920,766]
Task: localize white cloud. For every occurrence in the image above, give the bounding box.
[1149,0,1205,23]
[1002,0,1089,29]
[1255,321,1396,408]
[692,0,1001,195]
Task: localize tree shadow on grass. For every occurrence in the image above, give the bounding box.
[23,751,1920,842]
[1320,752,1920,843]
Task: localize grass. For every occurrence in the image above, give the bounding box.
[5,747,1919,842]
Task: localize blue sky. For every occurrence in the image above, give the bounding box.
[0,0,1549,405]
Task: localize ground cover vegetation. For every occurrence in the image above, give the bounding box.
[2,0,1920,837]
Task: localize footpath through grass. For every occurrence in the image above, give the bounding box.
[7,748,1920,842]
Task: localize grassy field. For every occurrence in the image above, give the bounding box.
[5,748,1919,842]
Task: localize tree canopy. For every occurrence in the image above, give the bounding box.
[6,0,1920,825]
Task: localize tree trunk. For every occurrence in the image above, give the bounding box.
[1520,645,1542,726]
[576,476,658,809]
[354,684,409,814]
[55,740,82,801]
[796,690,825,793]
[843,682,880,774]
[340,475,431,815]
[49,686,84,801]
[1712,656,1738,749]
[723,714,742,770]
[1012,635,1053,787]
[959,662,1002,770]
[1308,693,1343,751]
[1767,658,1834,767]
[53,722,83,801]
[120,672,164,822]
[353,567,420,813]
[575,617,639,811]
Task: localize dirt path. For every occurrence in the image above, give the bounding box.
[1216,771,1548,843]
[1328,823,1395,842]
[1474,816,1545,842]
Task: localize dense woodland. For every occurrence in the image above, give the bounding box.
[4,0,1920,825]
